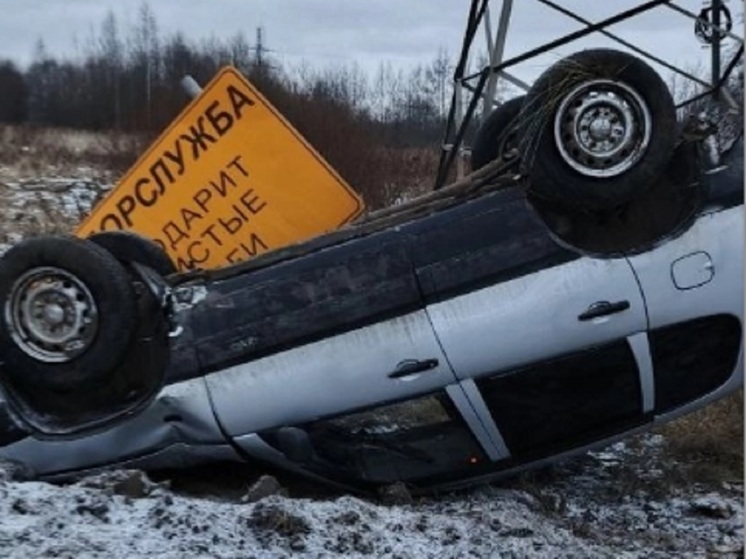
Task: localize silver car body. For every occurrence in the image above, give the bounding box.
[1,143,743,492]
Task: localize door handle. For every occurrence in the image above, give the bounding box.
[388,358,439,379]
[578,300,630,321]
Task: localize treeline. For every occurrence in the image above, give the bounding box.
[0,4,464,205]
[0,4,454,148]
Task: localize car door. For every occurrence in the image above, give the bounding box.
[198,229,499,485]
[405,188,651,461]
[626,206,744,416]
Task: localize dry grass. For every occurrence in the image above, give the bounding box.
[499,391,744,511]
[0,124,148,181]
[0,123,440,210]
[366,147,441,208]
[656,390,744,487]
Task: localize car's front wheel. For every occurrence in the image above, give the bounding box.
[88,230,177,276]
[0,235,170,437]
[0,235,138,390]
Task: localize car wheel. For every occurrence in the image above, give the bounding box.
[0,235,138,390]
[519,49,677,211]
[471,95,526,171]
[88,230,177,276]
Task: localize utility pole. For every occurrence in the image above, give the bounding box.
[255,27,265,69]
[251,27,277,73]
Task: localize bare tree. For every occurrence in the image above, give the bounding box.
[427,48,452,118]
[99,11,124,129]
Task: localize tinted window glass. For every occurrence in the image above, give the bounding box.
[476,341,644,458]
[651,314,741,412]
[299,393,488,485]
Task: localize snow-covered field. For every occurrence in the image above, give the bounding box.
[0,156,742,558]
[0,435,741,558]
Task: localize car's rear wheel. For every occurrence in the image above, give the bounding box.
[519,49,677,211]
[88,230,177,276]
[0,236,138,390]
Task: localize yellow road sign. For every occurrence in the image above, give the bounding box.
[76,67,364,271]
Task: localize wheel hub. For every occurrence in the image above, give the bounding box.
[588,116,613,141]
[42,302,66,326]
[5,267,99,363]
[554,79,652,178]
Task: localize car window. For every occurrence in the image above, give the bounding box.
[295,392,489,486]
[650,314,742,413]
[475,340,644,458]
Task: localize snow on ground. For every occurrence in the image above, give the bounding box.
[0,173,741,557]
[0,434,741,558]
[0,170,114,256]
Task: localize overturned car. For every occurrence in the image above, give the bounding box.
[0,48,742,493]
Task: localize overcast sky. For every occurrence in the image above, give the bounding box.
[0,0,741,86]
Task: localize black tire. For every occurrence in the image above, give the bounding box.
[518,49,677,211]
[0,236,138,390]
[471,95,526,171]
[88,231,177,276]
